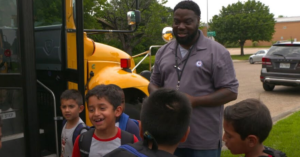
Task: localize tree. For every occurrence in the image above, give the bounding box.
[33,0,62,26]
[98,0,173,55]
[209,0,275,55]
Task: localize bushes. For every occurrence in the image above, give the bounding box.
[252,41,258,47]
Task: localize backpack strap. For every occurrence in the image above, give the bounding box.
[62,119,67,128]
[119,144,148,157]
[72,123,89,145]
[263,146,287,157]
[121,130,134,145]
[78,128,95,157]
[119,113,130,130]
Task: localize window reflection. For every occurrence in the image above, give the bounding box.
[0,0,17,28]
[0,0,20,74]
[33,0,62,26]
[0,89,25,156]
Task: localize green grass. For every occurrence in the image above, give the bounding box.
[231,54,251,60]
[243,46,270,48]
[221,111,300,157]
[133,54,250,73]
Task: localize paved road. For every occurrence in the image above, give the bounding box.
[227,47,268,55]
[226,61,300,121]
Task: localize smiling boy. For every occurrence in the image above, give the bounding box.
[72,84,138,157]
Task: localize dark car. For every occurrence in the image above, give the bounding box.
[260,41,300,91]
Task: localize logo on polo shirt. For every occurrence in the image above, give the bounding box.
[196,60,203,67]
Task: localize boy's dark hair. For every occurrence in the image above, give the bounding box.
[85,84,122,109]
[224,98,272,143]
[141,88,191,145]
[108,84,125,104]
[60,89,83,106]
[174,1,201,17]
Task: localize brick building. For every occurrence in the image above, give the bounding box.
[244,16,300,47]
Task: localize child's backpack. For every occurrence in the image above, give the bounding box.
[119,144,148,157]
[119,113,139,130]
[263,146,287,157]
[62,119,90,144]
[78,128,135,157]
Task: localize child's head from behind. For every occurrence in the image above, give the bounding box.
[223,98,272,155]
[60,89,84,121]
[85,84,122,130]
[140,88,191,146]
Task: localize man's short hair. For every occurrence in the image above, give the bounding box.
[85,84,122,109]
[141,88,192,145]
[224,98,272,143]
[174,1,201,17]
[60,89,83,106]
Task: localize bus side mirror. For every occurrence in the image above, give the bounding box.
[127,10,141,25]
[162,27,173,42]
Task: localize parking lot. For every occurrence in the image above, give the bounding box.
[226,60,300,122]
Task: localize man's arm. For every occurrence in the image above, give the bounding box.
[186,88,237,108]
[148,83,160,94]
[148,46,165,94]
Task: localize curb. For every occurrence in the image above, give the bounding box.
[272,105,300,124]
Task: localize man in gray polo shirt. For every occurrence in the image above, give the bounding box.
[148,1,239,157]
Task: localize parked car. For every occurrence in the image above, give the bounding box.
[260,42,300,91]
[249,49,268,64]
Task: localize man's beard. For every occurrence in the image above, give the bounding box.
[174,28,198,45]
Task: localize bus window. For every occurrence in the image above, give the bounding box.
[0,89,25,156]
[0,0,20,74]
[0,0,17,27]
[33,0,63,26]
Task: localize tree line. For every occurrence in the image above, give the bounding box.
[34,0,276,56]
[34,0,173,56]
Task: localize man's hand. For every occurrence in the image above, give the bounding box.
[184,88,237,108]
[148,83,160,94]
[185,94,196,107]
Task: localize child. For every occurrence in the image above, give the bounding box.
[0,116,2,149]
[111,84,141,140]
[104,88,192,157]
[60,89,85,157]
[223,98,286,157]
[72,84,139,157]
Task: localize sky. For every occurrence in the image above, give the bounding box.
[163,0,300,23]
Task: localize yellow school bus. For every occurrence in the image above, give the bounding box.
[0,0,161,156]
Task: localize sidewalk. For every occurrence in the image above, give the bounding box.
[227,48,264,55]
